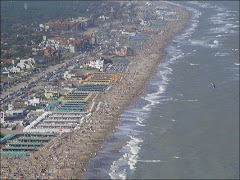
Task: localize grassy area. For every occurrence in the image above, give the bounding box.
[0,125,24,135]
[1,76,16,83]
[61,51,74,60]
[24,69,33,73]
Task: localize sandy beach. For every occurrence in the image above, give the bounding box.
[0,2,190,179]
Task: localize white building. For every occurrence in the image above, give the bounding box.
[122,31,136,37]
[0,112,4,124]
[146,1,154,6]
[9,66,21,73]
[28,97,40,106]
[6,109,26,116]
[140,20,149,26]
[17,58,35,70]
[87,58,104,71]
[69,44,76,53]
[99,15,109,21]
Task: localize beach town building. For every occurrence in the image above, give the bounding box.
[32,45,42,52]
[44,17,94,32]
[28,97,40,106]
[99,15,110,21]
[86,58,104,71]
[1,59,15,65]
[16,58,35,70]
[40,36,96,53]
[140,19,150,26]
[45,19,70,31]
[121,30,136,37]
[44,89,59,99]
[0,112,4,124]
[63,71,72,80]
[113,46,134,56]
[9,66,21,73]
[114,46,128,56]
[61,82,75,91]
[5,104,27,117]
[68,16,94,31]
[12,102,27,109]
[63,71,85,81]
[1,69,10,77]
[35,24,52,32]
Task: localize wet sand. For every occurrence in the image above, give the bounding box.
[0,2,190,180]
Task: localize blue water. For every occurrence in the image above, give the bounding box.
[86,1,239,179]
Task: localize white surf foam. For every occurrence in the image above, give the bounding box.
[173,156,181,159]
[214,52,230,57]
[189,39,219,48]
[136,123,145,127]
[109,2,207,179]
[182,99,199,102]
[137,160,162,163]
[190,63,200,66]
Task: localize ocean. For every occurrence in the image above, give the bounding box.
[86,1,239,179]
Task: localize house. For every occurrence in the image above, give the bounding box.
[69,44,76,53]
[61,82,74,90]
[46,19,70,31]
[1,68,10,76]
[6,104,27,116]
[17,62,31,69]
[16,58,35,70]
[44,89,59,99]
[86,58,104,71]
[9,66,21,73]
[28,97,40,106]
[140,20,149,26]
[146,1,154,6]
[63,71,72,80]
[68,16,94,31]
[115,47,128,56]
[32,45,41,52]
[99,15,109,21]
[0,112,4,124]
[12,102,27,109]
[5,109,27,116]
[114,46,134,56]
[122,30,136,37]
[1,59,15,65]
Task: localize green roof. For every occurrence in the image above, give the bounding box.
[0,152,29,157]
[3,146,37,151]
[55,109,83,113]
[46,100,59,110]
[23,133,54,137]
[0,134,16,144]
[18,137,50,141]
[77,84,107,91]
[64,101,86,105]
[9,142,43,146]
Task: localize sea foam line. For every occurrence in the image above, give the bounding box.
[109,2,203,179]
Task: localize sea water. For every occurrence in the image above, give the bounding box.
[85,1,239,179]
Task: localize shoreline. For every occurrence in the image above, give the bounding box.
[74,2,191,179]
[0,2,191,179]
